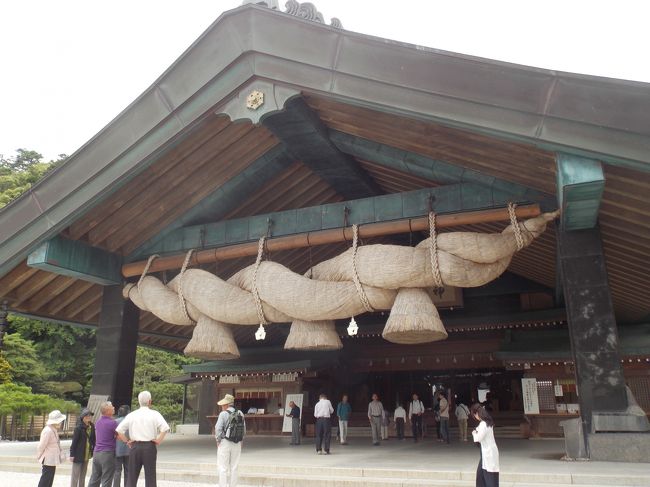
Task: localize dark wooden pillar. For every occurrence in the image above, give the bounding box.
[557,228,627,430]
[90,285,140,408]
[198,378,216,435]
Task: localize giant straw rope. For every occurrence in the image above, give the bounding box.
[124,210,559,359]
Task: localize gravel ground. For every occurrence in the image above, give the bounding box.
[2,471,254,486]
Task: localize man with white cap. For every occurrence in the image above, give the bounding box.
[36,409,66,487]
[215,393,246,487]
[116,391,169,487]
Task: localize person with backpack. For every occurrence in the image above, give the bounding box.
[455,400,470,442]
[215,394,246,487]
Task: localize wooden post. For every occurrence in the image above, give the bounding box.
[122,204,541,278]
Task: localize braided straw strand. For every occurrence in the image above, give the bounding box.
[252,236,269,326]
[178,249,195,324]
[428,212,444,291]
[351,224,374,313]
[508,202,525,251]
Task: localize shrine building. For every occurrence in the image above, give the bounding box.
[0,1,649,461]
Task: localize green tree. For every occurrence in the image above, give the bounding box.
[2,333,47,391]
[132,347,198,423]
[0,383,79,440]
[0,149,67,208]
[8,316,95,402]
[0,352,12,384]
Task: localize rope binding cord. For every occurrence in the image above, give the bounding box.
[137,254,160,292]
[178,249,195,324]
[507,202,525,251]
[252,236,268,340]
[348,224,373,337]
[351,224,374,313]
[428,212,445,297]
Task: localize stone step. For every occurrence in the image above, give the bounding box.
[338,425,523,438]
[0,458,647,487]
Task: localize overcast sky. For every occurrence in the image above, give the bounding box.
[1,0,648,161]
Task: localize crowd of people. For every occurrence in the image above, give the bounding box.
[36,390,170,487]
[37,389,499,487]
[308,391,500,486]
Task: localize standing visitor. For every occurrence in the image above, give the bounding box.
[88,402,117,487]
[116,390,170,487]
[113,405,131,487]
[314,393,334,455]
[215,394,246,487]
[367,393,384,446]
[471,403,499,487]
[408,393,424,442]
[36,410,67,487]
[380,408,390,440]
[285,401,301,445]
[455,400,470,442]
[393,403,406,440]
[438,391,450,444]
[336,394,351,445]
[70,408,96,487]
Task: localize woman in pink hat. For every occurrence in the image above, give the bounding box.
[36,409,67,487]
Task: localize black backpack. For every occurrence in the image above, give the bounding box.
[225,410,245,443]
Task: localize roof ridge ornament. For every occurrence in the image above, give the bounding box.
[285,1,343,28]
[243,0,342,28]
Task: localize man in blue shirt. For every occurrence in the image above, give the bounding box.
[285,401,301,445]
[336,394,352,445]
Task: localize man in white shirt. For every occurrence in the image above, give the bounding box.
[313,393,334,455]
[408,393,424,442]
[455,401,470,442]
[393,404,406,440]
[367,393,384,446]
[116,390,170,487]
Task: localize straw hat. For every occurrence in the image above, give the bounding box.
[217,394,235,406]
[46,410,66,425]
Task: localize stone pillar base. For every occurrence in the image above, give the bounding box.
[588,432,650,462]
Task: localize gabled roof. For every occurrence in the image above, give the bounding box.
[1,3,649,350]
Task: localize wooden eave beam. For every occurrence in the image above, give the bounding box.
[27,235,122,285]
[262,97,381,199]
[556,153,605,231]
[123,202,541,277]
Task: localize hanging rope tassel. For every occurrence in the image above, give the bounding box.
[508,202,525,251]
[428,212,444,296]
[348,224,373,336]
[351,224,374,313]
[178,249,195,324]
[252,236,268,340]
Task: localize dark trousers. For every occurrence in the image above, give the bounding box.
[127,442,157,487]
[411,415,422,440]
[315,417,331,453]
[113,455,129,487]
[395,418,405,439]
[476,461,499,487]
[37,464,56,487]
[440,418,450,443]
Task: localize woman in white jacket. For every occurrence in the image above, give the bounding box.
[36,410,66,487]
[470,403,499,487]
